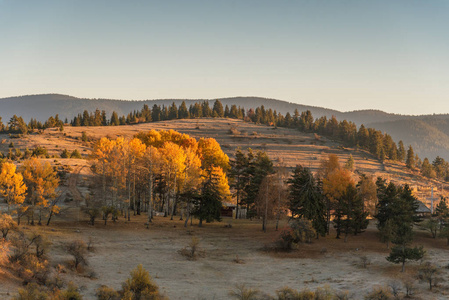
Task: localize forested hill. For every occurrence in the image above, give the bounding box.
[2,93,449,160]
[0,94,345,123]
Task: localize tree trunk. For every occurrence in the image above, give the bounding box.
[46,210,53,226]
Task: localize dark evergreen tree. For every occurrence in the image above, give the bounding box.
[178,101,189,119]
[287,165,326,237]
[152,104,161,121]
[406,145,415,169]
[168,102,178,120]
[212,100,224,117]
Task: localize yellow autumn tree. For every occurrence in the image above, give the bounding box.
[160,141,186,219]
[197,138,230,172]
[0,162,27,218]
[126,138,147,219]
[21,158,59,225]
[91,137,117,205]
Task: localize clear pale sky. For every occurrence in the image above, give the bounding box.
[1,0,448,115]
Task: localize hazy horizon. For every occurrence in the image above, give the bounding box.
[1,0,448,115]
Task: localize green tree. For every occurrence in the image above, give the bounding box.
[344,154,355,171]
[287,165,326,237]
[397,140,406,162]
[381,183,424,272]
[178,101,189,119]
[212,100,224,117]
[110,111,120,126]
[406,145,415,169]
[242,150,274,216]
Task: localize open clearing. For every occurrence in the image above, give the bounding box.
[2,215,449,299]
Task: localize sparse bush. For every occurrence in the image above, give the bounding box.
[70,149,82,159]
[276,286,300,299]
[179,236,205,260]
[81,131,88,142]
[87,237,95,252]
[9,231,51,284]
[364,286,393,300]
[60,282,83,300]
[0,240,10,266]
[0,213,17,239]
[421,218,439,238]
[14,253,50,284]
[13,283,48,300]
[360,255,371,268]
[66,240,88,270]
[401,276,415,297]
[121,264,163,300]
[276,227,295,251]
[388,280,401,299]
[290,219,316,244]
[83,205,101,226]
[29,231,50,259]
[31,146,48,158]
[60,149,70,158]
[229,284,260,300]
[229,126,240,135]
[233,255,245,264]
[418,262,439,290]
[96,285,119,300]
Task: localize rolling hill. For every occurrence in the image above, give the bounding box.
[1,93,449,160]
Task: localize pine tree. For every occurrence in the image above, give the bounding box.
[110,111,120,126]
[212,100,224,117]
[178,101,189,119]
[406,145,415,169]
[397,140,406,162]
[287,165,326,237]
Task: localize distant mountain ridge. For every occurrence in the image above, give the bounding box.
[1,93,448,160]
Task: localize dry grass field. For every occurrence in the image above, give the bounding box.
[2,215,449,299]
[2,118,449,299]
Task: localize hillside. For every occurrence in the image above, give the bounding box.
[368,119,449,160]
[2,94,449,160]
[1,118,449,299]
[1,118,445,206]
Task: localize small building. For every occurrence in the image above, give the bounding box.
[221,202,247,219]
[415,200,432,218]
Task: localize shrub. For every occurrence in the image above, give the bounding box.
[276,227,295,251]
[13,283,48,300]
[178,236,205,260]
[0,213,16,239]
[66,240,88,270]
[32,146,48,158]
[96,285,119,300]
[122,264,163,300]
[277,219,316,250]
[364,286,393,300]
[290,219,316,244]
[81,131,88,142]
[0,240,10,266]
[60,282,83,300]
[60,149,70,158]
[70,149,82,159]
[229,284,259,300]
[418,262,440,290]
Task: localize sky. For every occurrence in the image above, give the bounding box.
[1,0,448,115]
